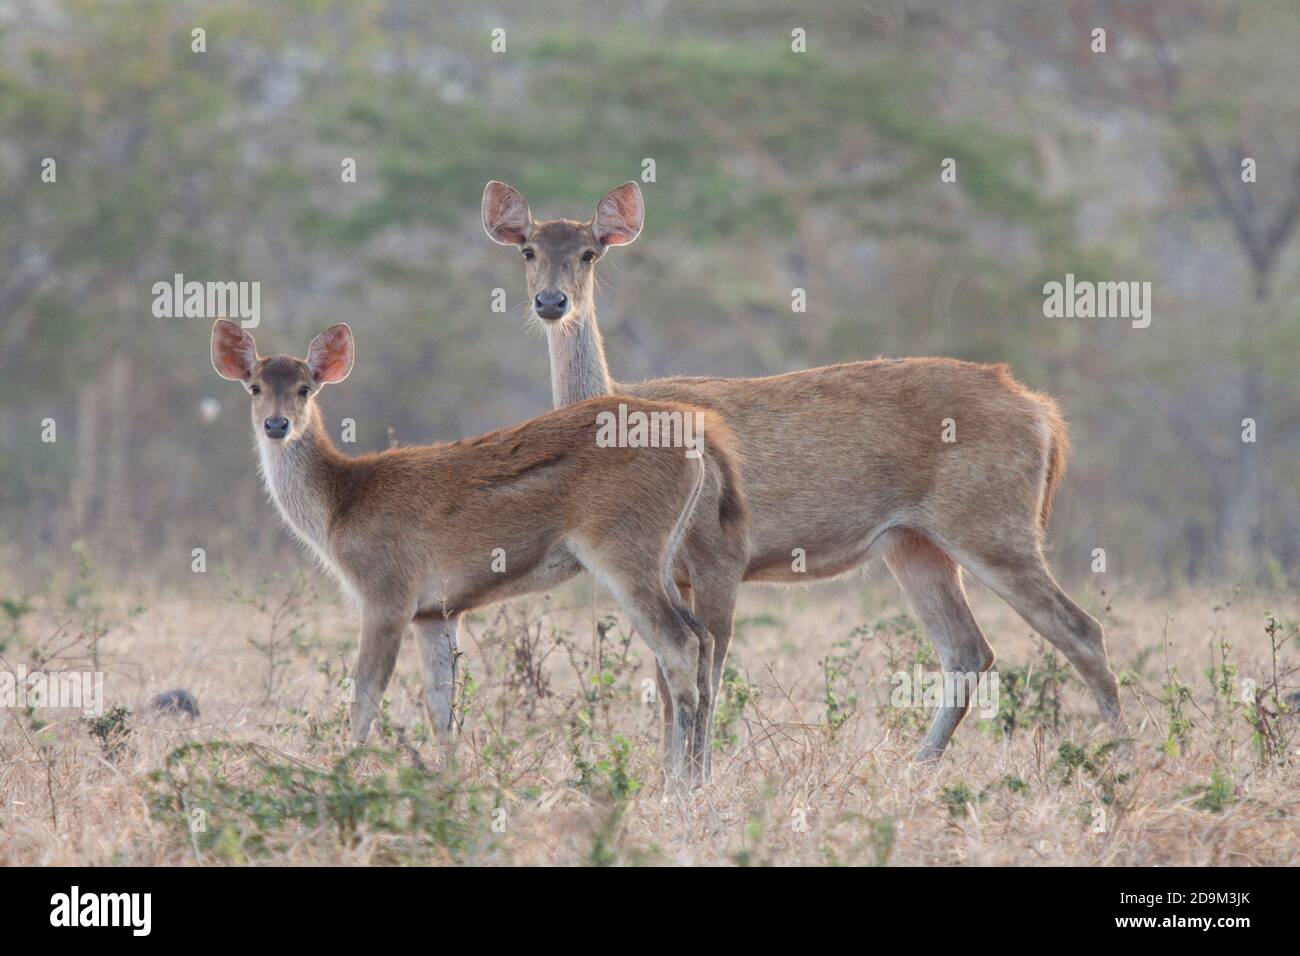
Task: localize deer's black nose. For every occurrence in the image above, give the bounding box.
[534,290,568,320]
[263,416,290,439]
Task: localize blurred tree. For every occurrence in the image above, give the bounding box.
[1010,0,1300,577]
[0,0,1295,588]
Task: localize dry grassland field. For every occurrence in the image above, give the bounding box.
[2,563,1295,867]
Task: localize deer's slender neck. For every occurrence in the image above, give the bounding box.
[546,302,614,408]
[255,408,345,555]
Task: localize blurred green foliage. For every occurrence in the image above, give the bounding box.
[0,0,1297,586]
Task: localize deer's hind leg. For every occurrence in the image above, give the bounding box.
[955,542,1121,730]
[677,602,714,789]
[664,570,733,788]
[413,611,460,744]
[654,663,673,756]
[653,578,694,764]
[622,591,702,786]
[576,540,701,786]
[883,529,995,762]
[683,559,741,785]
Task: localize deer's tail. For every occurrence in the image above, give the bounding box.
[704,412,748,535]
[1039,402,1071,531]
[659,409,748,591]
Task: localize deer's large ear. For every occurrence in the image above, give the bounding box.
[482,181,533,245]
[211,319,258,382]
[592,181,643,247]
[307,324,354,385]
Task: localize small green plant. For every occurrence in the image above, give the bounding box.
[58,541,132,666]
[1155,616,1196,757]
[148,741,486,863]
[994,774,1031,797]
[1117,645,1158,688]
[1205,632,1241,762]
[713,664,755,750]
[0,594,34,653]
[824,623,881,738]
[941,781,979,817]
[1053,739,1131,806]
[84,704,131,761]
[571,733,641,802]
[557,612,639,728]
[1158,671,1195,756]
[1243,613,1299,767]
[455,661,478,738]
[935,775,1029,824]
[228,571,315,702]
[65,539,100,613]
[987,640,1071,739]
[1185,767,1235,813]
[505,614,556,718]
[823,662,858,737]
[874,615,932,735]
[942,775,1033,818]
[568,732,642,866]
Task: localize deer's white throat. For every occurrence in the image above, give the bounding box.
[256,422,334,562]
[254,418,365,610]
[546,306,614,406]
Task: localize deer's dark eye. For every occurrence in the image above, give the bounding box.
[299,386,311,397]
[522,248,535,261]
[249,384,261,395]
[581,250,596,263]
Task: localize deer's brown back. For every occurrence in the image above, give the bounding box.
[325,396,743,575]
[622,357,1061,578]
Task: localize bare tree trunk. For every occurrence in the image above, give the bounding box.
[101,350,133,563]
[71,377,99,539]
[1221,365,1264,579]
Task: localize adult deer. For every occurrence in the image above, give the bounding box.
[483,180,1122,760]
[210,319,747,784]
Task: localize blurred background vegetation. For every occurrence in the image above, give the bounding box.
[1,0,1298,589]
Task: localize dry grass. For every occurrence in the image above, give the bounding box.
[1,562,1297,866]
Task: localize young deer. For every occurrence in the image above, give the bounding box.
[210,319,748,784]
[483,180,1123,760]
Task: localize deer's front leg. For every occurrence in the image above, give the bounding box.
[349,606,408,746]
